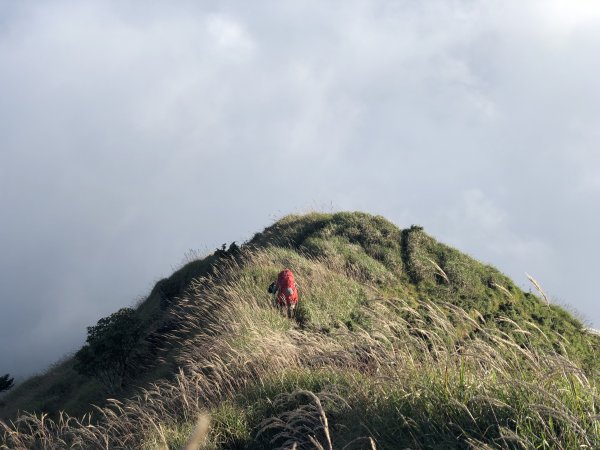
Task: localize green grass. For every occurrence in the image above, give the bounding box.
[141,358,598,449]
[2,211,599,450]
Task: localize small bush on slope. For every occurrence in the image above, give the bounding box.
[2,247,598,449]
[0,246,237,420]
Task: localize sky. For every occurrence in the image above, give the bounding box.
[1,0,600,378]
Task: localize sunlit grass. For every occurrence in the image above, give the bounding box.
[2,212,599,449]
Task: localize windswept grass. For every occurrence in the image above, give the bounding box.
[2,245,598,449]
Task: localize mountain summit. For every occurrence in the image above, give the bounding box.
[2,212,598,449]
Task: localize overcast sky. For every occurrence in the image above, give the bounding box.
[1,0,600,378]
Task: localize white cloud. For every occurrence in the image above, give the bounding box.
[1,0,600,376]
[206,14,255,57]
[437,189,554,264]
[538,0,600,32]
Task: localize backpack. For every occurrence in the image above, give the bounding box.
[277,269,295,289]
[277,269,298,303]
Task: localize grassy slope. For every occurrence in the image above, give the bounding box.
[0,250,229,419]
[1,212,598,449]
[250,212,599,372]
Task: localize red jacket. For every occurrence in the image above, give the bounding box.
[276,269,298,306]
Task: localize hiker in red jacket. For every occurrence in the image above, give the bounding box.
[268,269,299,318]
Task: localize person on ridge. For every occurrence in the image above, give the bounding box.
[267,268,299,318]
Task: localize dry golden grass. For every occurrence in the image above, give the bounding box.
[1,249,598,449]
[526,273,550,306]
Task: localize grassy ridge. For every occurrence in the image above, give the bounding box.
[251,213,599,373]
[1,212,598,449]
[0,249,231,419]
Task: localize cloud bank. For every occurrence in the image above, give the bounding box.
[1,0,599,376]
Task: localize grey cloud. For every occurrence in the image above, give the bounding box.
[1,0,600,377]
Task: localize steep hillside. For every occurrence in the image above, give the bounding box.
[1,212,598,449]
[0,246,236,419]
[250,213,598,370]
